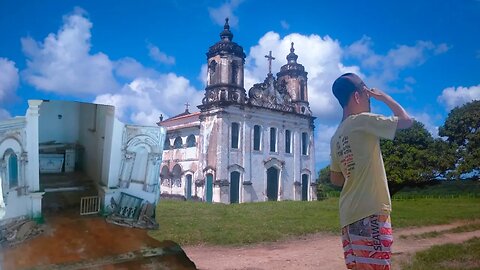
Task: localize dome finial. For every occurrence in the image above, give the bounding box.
[219,17,233,41]
[286,42,298,63]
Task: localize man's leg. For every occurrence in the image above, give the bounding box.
[341,214,393,270]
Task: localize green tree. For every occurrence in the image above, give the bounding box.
[316,165,341,200]
[381,121,456,195]
[438,100,480,177]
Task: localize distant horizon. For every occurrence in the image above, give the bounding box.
[1,0,479,171]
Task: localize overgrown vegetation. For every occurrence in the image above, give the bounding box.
[400,237,480,270]
[150,197,480,246]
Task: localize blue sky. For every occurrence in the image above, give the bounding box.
[0,0,479,170]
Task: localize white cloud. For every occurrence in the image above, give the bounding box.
[208,0,243,27]
[437,84,480,110]
[114,57,159,80]
[315,123,338,164]
[0,109,11,121]
[346,36,450,93]
[0,58,19,102]
[411,111,440,137]
[21,8,118,96]
[280,20,290,30]
[147,43,175,65]
[244,31,361,122]
[94,73,203,125]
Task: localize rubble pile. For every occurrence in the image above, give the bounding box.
[106,196,159,230]
[0,217,44,247]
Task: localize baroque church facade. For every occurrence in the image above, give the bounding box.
[158,19,316,203]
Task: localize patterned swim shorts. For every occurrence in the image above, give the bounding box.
[341,214,393,270]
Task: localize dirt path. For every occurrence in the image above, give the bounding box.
[184,221,480,270]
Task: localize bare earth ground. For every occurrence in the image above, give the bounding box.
[184,221,480,270]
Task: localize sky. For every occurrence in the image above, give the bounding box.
[0,0,479,171]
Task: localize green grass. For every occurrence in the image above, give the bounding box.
[401,237,480,270]
[401,222,480,240]
[149,197,480,246]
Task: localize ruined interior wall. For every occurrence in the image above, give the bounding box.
[38,101,80,144]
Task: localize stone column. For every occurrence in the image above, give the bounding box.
[26,100,42,191]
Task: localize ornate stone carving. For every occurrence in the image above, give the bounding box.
[248,74,295,112]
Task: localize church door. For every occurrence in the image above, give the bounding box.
[206,174,213,203]
[302,174,309,201]
[230,171,240,203]
[266,167,279,201]
[185,174,192,200]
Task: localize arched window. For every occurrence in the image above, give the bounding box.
[172,164,182,187]
[231,122,240,149]
[253,125,261,151]
[186,135,196,147]
[160,166,170,186]
[269,127,277,152]
[173,136,183,149]
[285,130,292,154]
[8,152,18,188]
[164,138,171,150]
[209,60,217,84]
[300,80,306,101]
[302,132,309,155]
[231,62,238,84]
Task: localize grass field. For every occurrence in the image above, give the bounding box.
[150,197,480,246]
[400,237,480,270]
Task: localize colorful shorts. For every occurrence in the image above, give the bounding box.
[341,214,393,270]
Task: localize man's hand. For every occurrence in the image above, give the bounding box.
[365,86,413,129]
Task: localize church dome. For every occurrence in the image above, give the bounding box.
[206,18,246,59]
[277,42,307,78]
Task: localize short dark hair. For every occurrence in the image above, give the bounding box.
[332,73,367,108]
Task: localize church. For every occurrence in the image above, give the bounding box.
[158,19,317,203]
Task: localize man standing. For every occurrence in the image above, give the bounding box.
[330,73,413,270]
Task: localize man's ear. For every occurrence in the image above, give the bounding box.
[353,91,361,104]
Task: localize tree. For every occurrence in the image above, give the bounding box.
[439,100,480,177]
[381,121,456,195]
[316,165,341,200]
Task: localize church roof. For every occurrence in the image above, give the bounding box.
[158,111,200,128]
[206,18,246,59]
[277,42,307,78]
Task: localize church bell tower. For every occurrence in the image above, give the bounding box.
[276,43,312,115]
[200,18,246,109]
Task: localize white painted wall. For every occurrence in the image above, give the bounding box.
[38,101,80,144]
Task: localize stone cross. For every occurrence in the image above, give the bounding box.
[265,51,275,75]
[184,102,190,113]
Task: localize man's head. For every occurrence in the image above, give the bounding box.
[332,73,370,112]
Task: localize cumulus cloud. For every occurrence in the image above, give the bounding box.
[314,124,338,166]
[114,57,159,80]
[0,109,11,121]
[94,74,203,125]
[437,84,480,110]
[346,36,450,93]
[244,31,361,122]
[411,111,441,137]
[21,8,118,96]
[147,43,175,65]
[208,0,243,27]
[0,58,19,102]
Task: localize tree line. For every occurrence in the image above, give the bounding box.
[317,100,480,196]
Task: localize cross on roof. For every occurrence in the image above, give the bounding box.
[184,102,190,113]
[265,51,275,75]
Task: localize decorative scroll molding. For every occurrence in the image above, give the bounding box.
[248,75,295,113]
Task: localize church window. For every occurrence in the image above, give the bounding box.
[253,125,261,151]
[164,138,171,150]
[302,132,309,155]
[160,166,170,186]
[172,164,182,187]
[174,136,183,149]
[209,60,217,84]
[300,81,305,101]
[8,152,18,188]
[231,122,240,149]
[270,127,277,152]
[285,130,292,154]
[231,62,238,84]
[186,135,196,147]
